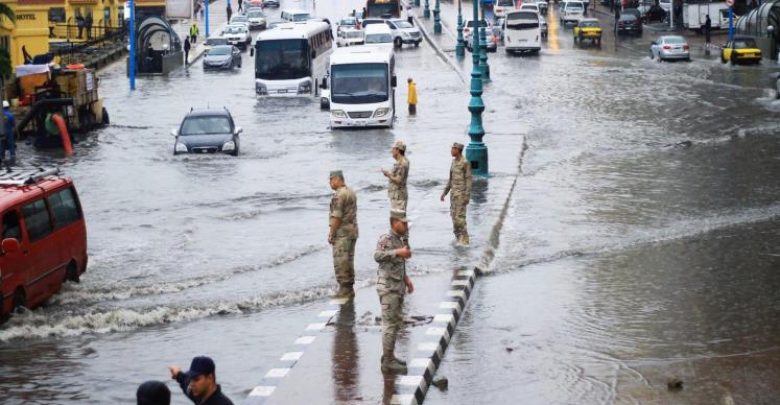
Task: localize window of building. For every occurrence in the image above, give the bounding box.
[49,7,66,23]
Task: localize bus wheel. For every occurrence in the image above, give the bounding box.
[12,288,26,313]
[394,38,403,48]
[66,262,80,283]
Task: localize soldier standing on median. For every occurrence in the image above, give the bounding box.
[440,142,473,245]
[382,140,409,211]
[374,209,414,374]
[329,170,359,298]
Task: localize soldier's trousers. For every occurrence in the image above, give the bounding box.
[379,292,404,355]
[332,237,357,289]
[389,190,408,212]
[450,197,469,238]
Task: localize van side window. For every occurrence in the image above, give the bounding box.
[2,210,21,240]
[21,199,53,242]
[49,187,83,228]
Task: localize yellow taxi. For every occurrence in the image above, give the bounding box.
[721,36,762,65]
[573,18,602,47]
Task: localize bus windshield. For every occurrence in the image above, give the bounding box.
[256,39,310,80]
[331,63,389,104]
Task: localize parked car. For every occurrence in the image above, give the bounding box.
[560,1,585,25]
[203,45,242,69]
[467,26,499,52]
[0,167,88,321]
[573,18,602,46]
[172,109,242,156]
[616,12,642,35]
[262,0,280,8]
[649,35,690,61]
[721,36,762,65]
[245,9,267,30]
[337,27,365,47]
[221,24,252,49]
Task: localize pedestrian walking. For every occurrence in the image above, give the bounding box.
[238,0,243,12]
[382,141,410,211]
[704,14,711,46]
[1,101,16,163]
[190,23,199,44]
[226,2,233,23]
[440,143,472,245]
[136,380,171,405]
[374,209,414,374]
[184,37,191,65]
[407,78,417,115]
[329,170,358,298]
[168,356,234,405]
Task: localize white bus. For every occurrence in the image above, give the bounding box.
[504,10,542,54]
[327,47,397,129]
[252,20,333,96]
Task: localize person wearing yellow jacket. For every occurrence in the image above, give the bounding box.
[407,78,417,115]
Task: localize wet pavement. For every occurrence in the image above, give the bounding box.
[1,0,779,403]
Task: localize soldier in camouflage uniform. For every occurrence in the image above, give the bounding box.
[382,140,410,211]
[329,170,359,298]
[440,142,473,245]
[374,209,414,374]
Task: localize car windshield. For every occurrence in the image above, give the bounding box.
[340,18,357,25]
[620,14,637,20]
[567,3,583,10]
[579,21,599,27]
[365,33,393,43]
[734,39,757,48]
[521,5,538,10]
[208,46,232,55]
[331,63,389,104]
[291,13,310,21]
[206,37,228,46]
[256,39,310,80]
[392,20,414,28]
[180,116,232,135]
[662,36,685,44]
[498,0,515,5]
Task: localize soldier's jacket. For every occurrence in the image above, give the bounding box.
[374,231,407,295]
[330,186,358,239]
[443,155,472,200]
[387,156,409,197]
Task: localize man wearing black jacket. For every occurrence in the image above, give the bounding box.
[168,356,234,405]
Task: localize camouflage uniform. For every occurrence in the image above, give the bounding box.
[387,155,409,211]
[443,154,472,243]
[374,229,408,362]
[330,185,358,292]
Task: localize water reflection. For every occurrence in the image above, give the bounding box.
[331,302,360,402]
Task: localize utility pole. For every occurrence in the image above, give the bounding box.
[467,0,488,176]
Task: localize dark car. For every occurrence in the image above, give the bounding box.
[263,0,280,8]
[203,45,242,70]
[172,109,242,156]
[616,11,643,35]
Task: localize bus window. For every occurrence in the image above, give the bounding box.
[21,199,53,242]
[2,210,21,241]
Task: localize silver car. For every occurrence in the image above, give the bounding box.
[649,35,691,61]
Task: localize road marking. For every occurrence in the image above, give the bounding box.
[318,309,338,317]
[280,352,304,361]
[439,301,460,309]
[294,335,316,345]
[248,386,276,397]
[390,394,415,405]
[305,322,327,331]
[265,368,291,378]
[433,313,455,324]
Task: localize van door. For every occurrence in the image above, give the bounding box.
[1,209,27,314]
[20,198,63,308]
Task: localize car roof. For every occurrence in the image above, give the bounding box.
[185,109,232,118]
[0,170,71,211]
[579,18,599,23]
[365,24,392,34]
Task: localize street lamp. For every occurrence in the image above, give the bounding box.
[466,0,488,176]
[478,6,490,81]
[434,0,442,34]
[456,0,465,57]
[424,0,430,19]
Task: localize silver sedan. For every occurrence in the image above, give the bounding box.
[649,35,691,62]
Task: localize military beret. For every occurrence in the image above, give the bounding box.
[452,142,465,150]
[329,170,343,179]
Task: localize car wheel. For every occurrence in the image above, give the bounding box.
[731,55,737,66]
[12,288,26,314]
[394,37,403,48]
[578,34,583,44]
[649,50,654,59]
[720,53,727,64]
[415,41,420,47]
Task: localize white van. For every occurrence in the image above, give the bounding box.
[504,10,541,54]
[363,24,394,48]
[281,9,312,22]
[560,1,585,25]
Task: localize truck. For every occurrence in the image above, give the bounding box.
[365,0,401,18]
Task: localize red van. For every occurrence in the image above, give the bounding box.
[0,168,87,320]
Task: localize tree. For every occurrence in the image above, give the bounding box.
[0,3,15,79]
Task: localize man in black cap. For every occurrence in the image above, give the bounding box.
[168,356,234,405]
[137,380,170,405]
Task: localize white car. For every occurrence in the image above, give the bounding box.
[560,1,585,25]
[387,19,422,48]
[220,24,252,49]
[494,0,516,17]
[520,3,540,13]
[245,9,267,30]
[337,27,364,47]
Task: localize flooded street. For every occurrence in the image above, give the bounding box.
[1,0,779,403]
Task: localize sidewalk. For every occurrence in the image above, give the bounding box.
[170,0,230,67]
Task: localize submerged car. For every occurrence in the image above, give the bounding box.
[172,109,242,156]
[203,45,242,70]
[573,18,602,46]
[721,36,762,65]
[467,26,499,52]
[649,35,690,61]
[616,11,642,35]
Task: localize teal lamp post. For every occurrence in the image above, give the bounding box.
[424,0,430,18]
[456,0,465,57]
[466,0,488,176]
[434,0,442,34]
[478,7,490,81]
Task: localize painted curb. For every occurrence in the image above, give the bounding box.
[243,297,349,404]
[412,15,467,83]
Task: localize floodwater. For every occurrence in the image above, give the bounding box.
[2,0,779,403]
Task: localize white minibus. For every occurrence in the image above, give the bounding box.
[504,10,542,54]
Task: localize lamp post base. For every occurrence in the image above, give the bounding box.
[434,12,442,34]
[466,142,488,176]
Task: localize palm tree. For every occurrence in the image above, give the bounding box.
[0,3,14,79]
